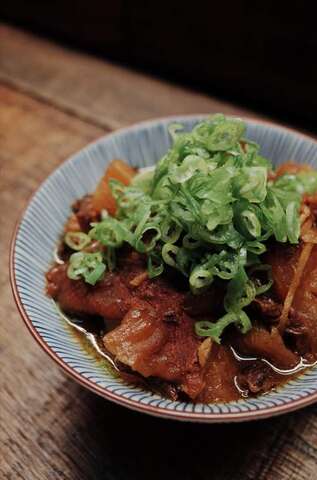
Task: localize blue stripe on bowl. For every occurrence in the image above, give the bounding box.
[12,115,317,422]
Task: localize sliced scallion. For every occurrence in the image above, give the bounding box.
[64,232,91,251]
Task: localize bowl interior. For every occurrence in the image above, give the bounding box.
[12,115,317,421]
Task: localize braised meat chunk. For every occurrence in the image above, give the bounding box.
[268,243,317,355]
[233,326,299,369]
[196,345,240,403]
[72,195,100,232]
[104,299,205,399]
[237,362,282,395]
[46,264,132,326]
[268,243,317,319]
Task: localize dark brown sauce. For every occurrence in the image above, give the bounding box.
[61,308,181,400]
[55,303,119,377]
[230,346,315,398]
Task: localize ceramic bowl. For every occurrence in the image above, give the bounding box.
[10,115,317,422]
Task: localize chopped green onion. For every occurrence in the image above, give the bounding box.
[147,253,164,278]
[67,252,106,285]
[286,201,300,244]
[64,232,91,251]
[161,218,182,244]
[241,210,261,238]
[105,247,116,271]
[162,243,179,268]
[182,234,202,250]
[190,264,214,292]
[195,310,252,344]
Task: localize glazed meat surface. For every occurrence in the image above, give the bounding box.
[72,195,100,232]
[47,242,308,402]
[267,244,317,316]
[267,243,317,358]
[233,326,299,369]
[47,264,132,327]
[104,298,205,399]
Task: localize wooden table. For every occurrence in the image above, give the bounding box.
[1,23,316,480]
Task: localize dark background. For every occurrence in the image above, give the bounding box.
[1,1,316,131]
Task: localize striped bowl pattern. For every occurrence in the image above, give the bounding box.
[10,115,317,422]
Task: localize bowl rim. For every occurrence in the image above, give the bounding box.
[9,114,317,423]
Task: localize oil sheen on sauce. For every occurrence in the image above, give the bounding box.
[55,301,317,400]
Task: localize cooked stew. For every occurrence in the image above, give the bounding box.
[46,115,317,403]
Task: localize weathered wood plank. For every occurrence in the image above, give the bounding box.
[0,84,105,479]
[0,24,258,130]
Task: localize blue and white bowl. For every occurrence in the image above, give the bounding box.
[10,115,317,422]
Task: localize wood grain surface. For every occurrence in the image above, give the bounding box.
[1,23,316,480]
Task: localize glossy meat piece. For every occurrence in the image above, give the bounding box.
[46,264,132,326]
[237,362,281,395]
[64,214,81,233]
[251,295,282,322]
[304,193,317,219]
[72,195,100,232]
[291,247,317,317]
[266,244,300,300]
[46,248,148,322]
[287,309,317,358]
[267,243,317,354]
[104,299,205,399]
[196,345,240,403]
[267,243,317,312]
[233,326,298,369]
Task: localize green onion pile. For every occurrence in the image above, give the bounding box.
[66,114,317,342]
